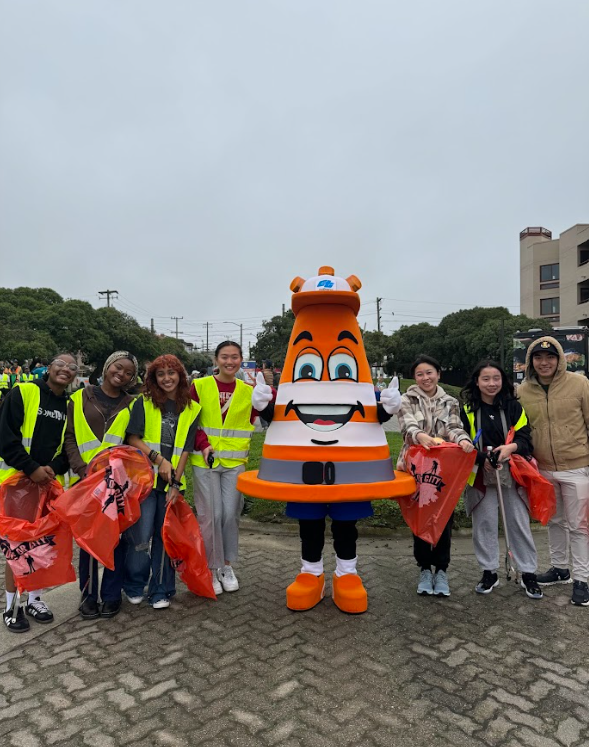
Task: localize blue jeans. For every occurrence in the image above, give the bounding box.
[123,489,175,603]
[79,543,125,603]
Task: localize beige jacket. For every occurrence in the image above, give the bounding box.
[517,336,589,471]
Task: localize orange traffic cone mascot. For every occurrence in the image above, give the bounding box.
[239,267,416,613]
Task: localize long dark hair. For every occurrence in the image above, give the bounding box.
[461,359,515,410]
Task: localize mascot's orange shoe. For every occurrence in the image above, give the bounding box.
[332,573,368,614]
[286,573,325,611]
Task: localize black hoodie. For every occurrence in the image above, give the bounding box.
[0,381,70,476]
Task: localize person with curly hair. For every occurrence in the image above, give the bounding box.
[123,355,201,609]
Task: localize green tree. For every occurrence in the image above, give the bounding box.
[389,322,441,376]
[389,308,552,380]
[250,311,295,366]
[362,331,395,372]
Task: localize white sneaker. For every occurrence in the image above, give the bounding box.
[126,595,144,605]
[220,566,239,592]
[211,570,223,596]
[152,598,170,610]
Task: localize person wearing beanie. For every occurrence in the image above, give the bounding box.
[518,336,589,607]
[64,350,138,620]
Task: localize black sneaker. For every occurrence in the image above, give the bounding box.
[536,566,572,585]
[79,597,100,620]
[25,599,54,623]
[100,599,122,618]
[520,573,543,600]
[571,581,589,607]
[476,570,499,594]
[3,607,31,634]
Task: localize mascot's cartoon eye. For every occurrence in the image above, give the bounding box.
[328,352,358,381]
[293,351,324,381]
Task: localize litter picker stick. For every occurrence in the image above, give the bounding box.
[487,447,518,582]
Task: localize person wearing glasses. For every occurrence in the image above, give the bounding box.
[0,354,77,633]
[64,351,138,620]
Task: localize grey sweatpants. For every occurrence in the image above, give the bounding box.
[192,464,245,570]
[472,484,537,573]
[539,467,589,582]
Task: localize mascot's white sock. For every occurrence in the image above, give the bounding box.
[27,589,44,602]
[301,558,324,576]
[5,591,15,610]
[335,556,358,578]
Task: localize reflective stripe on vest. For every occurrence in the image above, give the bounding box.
[71,388,134,466]
[463,404,528,485]
[190,376,254,469]
[0,383,67,484]
[142,396,201,491]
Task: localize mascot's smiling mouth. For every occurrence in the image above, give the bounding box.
[284,401,365,432]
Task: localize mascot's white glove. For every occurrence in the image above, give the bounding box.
[380,376,402,415]
[252,372,273,411]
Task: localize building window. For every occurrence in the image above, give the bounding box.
[540,297,560,316]
[578,240,589,266]
[540,264,559,282]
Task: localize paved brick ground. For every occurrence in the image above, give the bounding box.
[1,527,588,747]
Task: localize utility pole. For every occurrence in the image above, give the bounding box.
[99,289,118,307]
[224,321,243,349]
[204,322,210,353]
[376,297,382,333]
[171,316,184,339]
[150,318,155,334]
[282,303,286,316]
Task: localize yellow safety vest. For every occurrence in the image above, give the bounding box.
[0,373,9,390]
[70,388,135,478]
[20,373,34,383]
[463,404,528,485]
[190,376,254,469]
[142,396,201,491]
[0,383,67,484]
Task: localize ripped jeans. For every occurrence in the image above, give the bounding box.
[123,488,175,603]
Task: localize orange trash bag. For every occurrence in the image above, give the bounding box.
[0,473,76,593]
[162,498,216,600]
[52,446,153,570]
[509,455,556,525]
[398,443,476,545]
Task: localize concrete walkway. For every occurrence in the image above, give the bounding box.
[1,526,587,747]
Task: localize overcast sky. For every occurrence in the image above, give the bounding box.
[1,1,588,354]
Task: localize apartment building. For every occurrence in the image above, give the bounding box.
[520,223,589,326]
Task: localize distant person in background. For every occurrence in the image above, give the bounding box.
[262,360,279,388]
[20,366,34,383]
[32,361,48,380]
[0,364,9,399]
